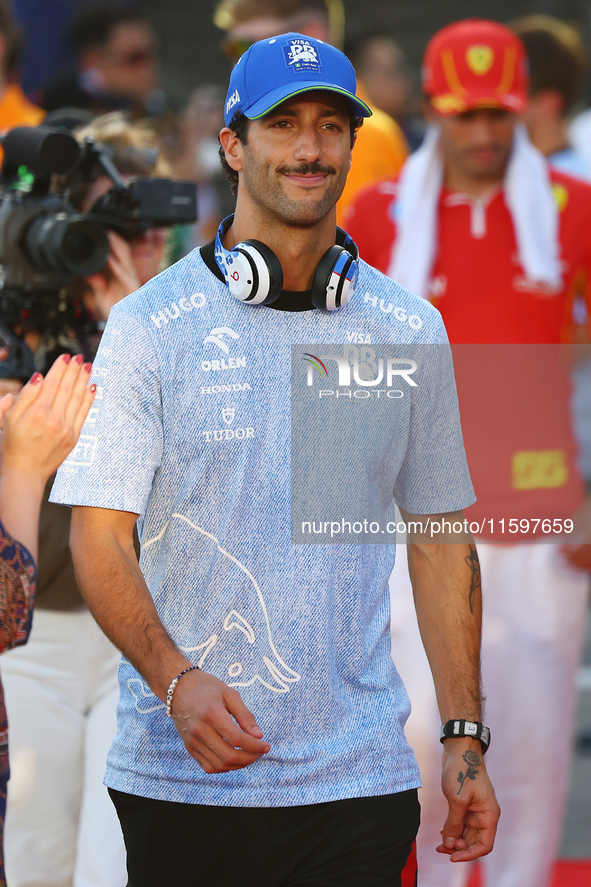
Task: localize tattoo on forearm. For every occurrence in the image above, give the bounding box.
[465,545,481,615]
[457,750,481,794]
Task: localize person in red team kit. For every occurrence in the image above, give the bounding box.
[346,18,591,887]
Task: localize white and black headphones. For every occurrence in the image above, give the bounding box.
[213,215,359,311]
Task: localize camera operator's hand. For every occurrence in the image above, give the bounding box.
[84,231,141,322]
[0,353,96,558]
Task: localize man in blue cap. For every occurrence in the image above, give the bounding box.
[52,33,499,884]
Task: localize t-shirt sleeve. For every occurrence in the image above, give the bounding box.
[50,304,163,515]
[393,318,476,515]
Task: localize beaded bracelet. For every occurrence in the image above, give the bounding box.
[166,665,200,717]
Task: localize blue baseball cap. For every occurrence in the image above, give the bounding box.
[223,32,372,126]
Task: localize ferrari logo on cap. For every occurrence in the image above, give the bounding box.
[466,45,494,75]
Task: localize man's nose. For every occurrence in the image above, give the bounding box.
[293,126,323,162]
[469,120,496,146]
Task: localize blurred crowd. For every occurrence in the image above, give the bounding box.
[0,1,589,887]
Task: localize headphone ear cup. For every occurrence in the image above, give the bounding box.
[225,249,259,302]
[243,239,284,305]
[311,245,357,310]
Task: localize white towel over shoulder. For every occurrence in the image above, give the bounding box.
[387,123,562,299]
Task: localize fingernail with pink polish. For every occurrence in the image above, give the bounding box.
[30,372,42,385]
[62,354,71,364]
[74,353,84,365]
[83,362,92,374]
[89,383,97,394]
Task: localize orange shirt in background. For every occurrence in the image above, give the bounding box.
[0,83,45,164]
[336,84,408,226]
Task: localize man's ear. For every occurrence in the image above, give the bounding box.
[219,127,244,172]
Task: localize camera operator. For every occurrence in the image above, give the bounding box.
[1,113,172,887]
[68,111,170,323]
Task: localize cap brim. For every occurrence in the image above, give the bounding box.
[430,90,526,116]
[244,82,372,120]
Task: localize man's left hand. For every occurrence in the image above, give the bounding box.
[437,739,500,862]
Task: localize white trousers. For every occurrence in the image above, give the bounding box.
[1,608,126,887]
[390,543,589,887]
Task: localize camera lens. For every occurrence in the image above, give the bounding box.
[24,213,110,276]
[62,226,99,265]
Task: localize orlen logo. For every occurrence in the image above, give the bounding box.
[202,326,248,372]
[304,346,417,399]
[203,327,239,353]
[363,292,423,329]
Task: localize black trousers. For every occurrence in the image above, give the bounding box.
[109,787,420,887]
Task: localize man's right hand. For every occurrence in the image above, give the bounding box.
[170,668,271,773]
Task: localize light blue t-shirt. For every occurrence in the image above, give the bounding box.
[51,249,475,807]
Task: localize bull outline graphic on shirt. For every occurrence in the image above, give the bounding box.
[127,515,301,713]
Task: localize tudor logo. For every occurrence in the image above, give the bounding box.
[222,407,235,426]
[203,327,240,354]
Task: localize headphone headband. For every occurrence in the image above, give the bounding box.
[214,215,359,310]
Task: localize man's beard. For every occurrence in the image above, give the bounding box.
[242,159,347,227]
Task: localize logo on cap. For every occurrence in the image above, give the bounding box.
[466,45,494,75]
[225,89,241,116]
[283,38,322,73]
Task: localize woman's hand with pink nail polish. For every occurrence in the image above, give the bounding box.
[0,352,96,483]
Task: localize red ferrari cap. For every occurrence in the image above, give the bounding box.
[422,19,528,115]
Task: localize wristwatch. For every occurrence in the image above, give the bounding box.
[440,719,490,753]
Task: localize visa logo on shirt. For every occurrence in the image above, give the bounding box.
[346,331,372,344]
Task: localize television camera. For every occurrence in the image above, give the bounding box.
[0,125,197,380]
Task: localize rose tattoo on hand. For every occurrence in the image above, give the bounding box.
[457,750,481,795]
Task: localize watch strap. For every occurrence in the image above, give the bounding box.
[440,719,490,752]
